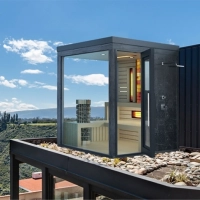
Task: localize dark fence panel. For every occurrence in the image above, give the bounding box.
[179,45,200,148]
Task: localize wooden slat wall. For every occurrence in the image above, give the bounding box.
[119,106,140,120]
[179,45,200,148]
[91,126,108,142]
[119,129,139,141]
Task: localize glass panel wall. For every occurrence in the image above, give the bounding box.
[19,164,42,199]
[54,177,83,200]
[63,51,109,155]
[116,51,141,155]
[144,59,150,147]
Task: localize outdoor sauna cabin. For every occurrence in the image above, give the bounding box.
[57,36,179,158]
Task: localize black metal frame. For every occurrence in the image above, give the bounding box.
[179,44,200,148]
[109,49,118,157]
[141,49,155,157]
[10,138,200,200]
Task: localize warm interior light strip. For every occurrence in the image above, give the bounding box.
[130,68,133,102]
[136,59,141,103]
[117,56,133,59]
[132,111,141,118]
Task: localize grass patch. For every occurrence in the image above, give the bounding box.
[28,123,56,126]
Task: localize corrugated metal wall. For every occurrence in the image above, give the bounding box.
[179,45,200,148]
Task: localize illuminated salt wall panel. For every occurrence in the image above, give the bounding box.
[136,59,141,103]
[129,68,133,102]
[132,111,141,119]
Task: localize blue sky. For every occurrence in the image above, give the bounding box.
[0,0,200,112]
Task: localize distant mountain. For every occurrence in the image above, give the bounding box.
[10,107,105,119]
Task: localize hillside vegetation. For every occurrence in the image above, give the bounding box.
[0,124,56,196]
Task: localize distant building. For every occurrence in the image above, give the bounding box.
[0,174,83,200]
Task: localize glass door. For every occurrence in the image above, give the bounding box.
[141,49,155,157]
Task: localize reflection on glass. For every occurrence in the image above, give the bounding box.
[96,194,112,200]
[117,51,141,155]
[54,177,83,199]
[19,164,42,199]
[63,51,109,155]
[145,60,150,147]
[145,60,150,90]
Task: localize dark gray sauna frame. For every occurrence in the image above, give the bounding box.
[57,36,179,158]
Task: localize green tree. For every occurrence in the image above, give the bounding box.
[6,113,10,123]
[16,113,18,122]
[3,111,7,123]
[10,116,14,123]
[13,114,16,122]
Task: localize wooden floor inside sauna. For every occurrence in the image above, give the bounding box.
[79,140,140,155]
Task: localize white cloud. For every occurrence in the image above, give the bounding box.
[93,101,106,107]
[29,81,68,91]
[34,81,45,85]
[0,76,29,88]
[21,69,44,74]
[0,75,65,91]
[21,49,53,64]
[0,76,17,88]
[41,85,68,91]
[0,98,38,112]
[41,85,57,90]
[0,76,28,88]
[3,44,14,52]
[12,97,21,103]
[64,74,108,86]
[48,72,57,76]
[53,41,64,46]
[18,79,28,86]
[3,38,55,64]
[10,78,28,86]
[73,58,81,62]
[167,39,175,45]
[16,103,38,111]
